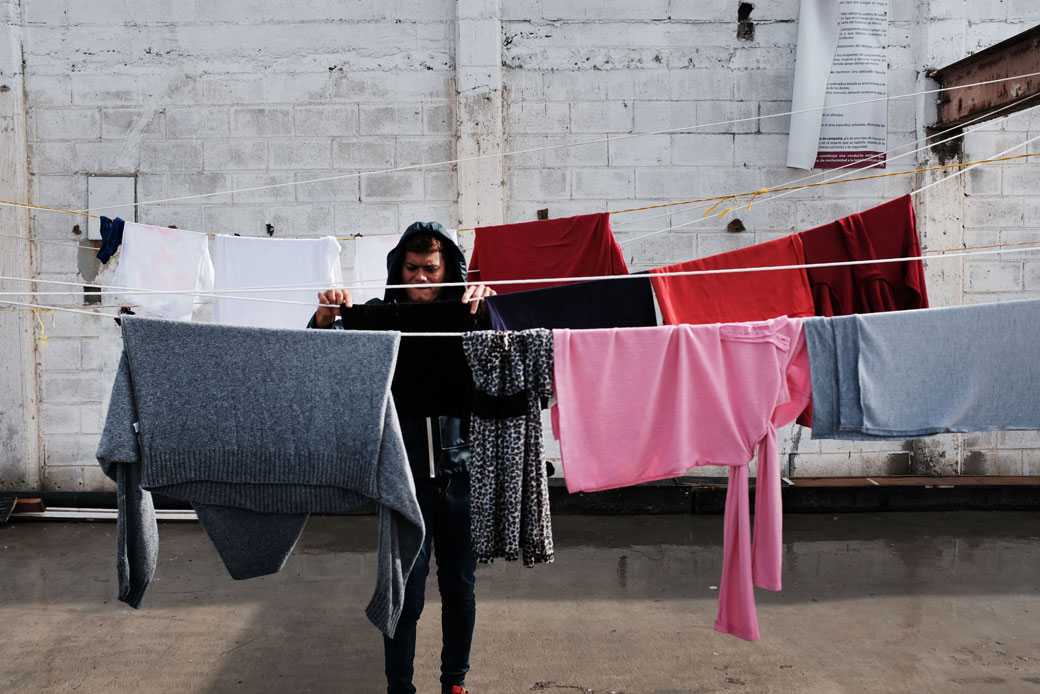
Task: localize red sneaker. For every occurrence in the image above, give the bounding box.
[448,687,469,694]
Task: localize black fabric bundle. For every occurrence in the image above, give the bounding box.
[340,300,490,418]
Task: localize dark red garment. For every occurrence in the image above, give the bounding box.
[798,194,928,317]
[468,213,629,294]
[795,194,929,426]
[649,235,815,325]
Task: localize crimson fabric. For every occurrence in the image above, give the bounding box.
[797,195,928,317]
[649,235,815,325]
[468,213,628,294]
[794,194,929,426]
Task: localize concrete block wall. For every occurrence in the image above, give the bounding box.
[4,0,1040,491]
[17,0,459,492]
[957,104,1040,477]
[499,1,1040,480]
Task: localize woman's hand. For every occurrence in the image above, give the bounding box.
[314,288,353,328]
[461,284,496,315]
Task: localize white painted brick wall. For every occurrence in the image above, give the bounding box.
[501,1,1040,480]
[8,0,1040,491]
[13,2,459,489]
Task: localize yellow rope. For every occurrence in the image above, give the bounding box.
[597,151,1040,219]
[0,200,101,219]
[30,308,54,348]
[3,151,1038,239]
[3,239,1040,317]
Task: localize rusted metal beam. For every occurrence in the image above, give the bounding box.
[928,23,1040,130]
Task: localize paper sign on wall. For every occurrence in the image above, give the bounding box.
[787,0,889,171]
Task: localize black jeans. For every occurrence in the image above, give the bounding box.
[384,473,476,694]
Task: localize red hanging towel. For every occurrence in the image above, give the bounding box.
[795,194,929,427]
[468,212,628,294]
[649,235,815,325]
[797,194,928,317]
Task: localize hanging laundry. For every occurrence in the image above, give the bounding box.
[795,194,929,426]
[806,298,1040,440]
[650,235,815,325]
[339,300,490,419]
[96,216,125,263]
[352,230,460,304]
[468,212,629,294]
[462,329,555,566]
[109,222,214,321]
[212,234,342,329]
[798,195,928,316]
[484,273,657,331]
[551,318,811,641]
[95,317,422,638]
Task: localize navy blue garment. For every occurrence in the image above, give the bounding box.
[339,300,489,419]
[96,216,125,263]
[384,474,476,694]
[484,273,657,330]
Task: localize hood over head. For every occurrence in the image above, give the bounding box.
[384,221,467,302]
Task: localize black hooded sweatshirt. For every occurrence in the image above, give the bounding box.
[308,222,474,479]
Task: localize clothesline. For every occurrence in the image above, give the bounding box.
[3,243,1040,317]
[2,90,1037,252]
[72,70,1040,214]
[639,130,1040,246]
[2,148,1036,257]
[1,120,1037,318]
[614,91,1040,233]
[0,71,1036,227]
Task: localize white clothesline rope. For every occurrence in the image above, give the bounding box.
[3,101,1035,262]
[4,120,1039,305]
[2,88,1037,255]
[614,92,1040,235]
[616,129,1040,252]
[3,92,1033,264]
[2,127,1039,313]
[67,70,1040,214]
[3,244,1040,313]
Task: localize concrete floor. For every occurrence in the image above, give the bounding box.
[1,512,1039,694]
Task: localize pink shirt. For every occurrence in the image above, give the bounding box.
[552,317,810,641]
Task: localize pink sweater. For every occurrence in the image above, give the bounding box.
[551,317,810,641]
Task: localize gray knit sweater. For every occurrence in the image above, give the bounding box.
[96,316,423,637]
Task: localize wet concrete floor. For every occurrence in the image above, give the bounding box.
[1,511,1039,693]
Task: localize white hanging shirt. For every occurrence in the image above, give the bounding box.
[212,234,343,329]
[109,222,214,321]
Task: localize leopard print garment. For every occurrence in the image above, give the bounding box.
[462,329,554,566]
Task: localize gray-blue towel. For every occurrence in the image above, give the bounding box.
[96,317,423,637]
[805,298,1040,439]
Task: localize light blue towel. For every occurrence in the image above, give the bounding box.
[806,298,1040,439]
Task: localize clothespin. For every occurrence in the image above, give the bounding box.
[114,306,136,327]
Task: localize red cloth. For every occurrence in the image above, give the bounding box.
[795,194,929,426]
[797,194,928,317]
[468,213,628,294]
[649,235,815,325]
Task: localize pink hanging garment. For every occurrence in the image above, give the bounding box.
[551,318,811,641]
